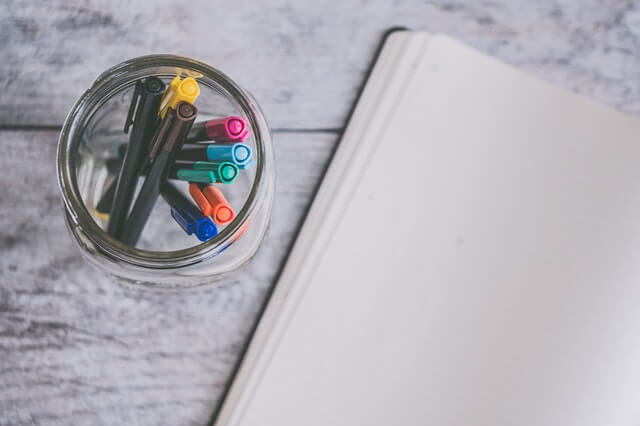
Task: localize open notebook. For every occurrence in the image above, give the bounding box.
[214,31,640,426]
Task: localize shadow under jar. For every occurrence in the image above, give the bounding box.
[57,55,275,287]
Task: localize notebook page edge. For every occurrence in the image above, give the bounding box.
[214,30,431,426]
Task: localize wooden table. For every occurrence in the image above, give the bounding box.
[1,1,639,424]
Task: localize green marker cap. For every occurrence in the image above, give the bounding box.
[176,169,216,183]
[192,161,239,184]
[216,162,239,184]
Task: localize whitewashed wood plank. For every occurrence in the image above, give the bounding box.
[0,129,336,425]
[1,0,640,128]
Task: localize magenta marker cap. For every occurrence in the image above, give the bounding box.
[205,116,249,142]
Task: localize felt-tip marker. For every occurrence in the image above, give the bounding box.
[107,77,165,238]
[161,182,217,242]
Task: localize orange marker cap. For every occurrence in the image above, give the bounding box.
[201,185,235,225]
[188,183,213,216]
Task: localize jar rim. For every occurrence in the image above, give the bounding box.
[57,54,271,270]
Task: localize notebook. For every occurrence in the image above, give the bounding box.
[214,31,640,426]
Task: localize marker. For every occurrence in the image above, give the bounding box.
[197,184,235,225]
[186,116,249,143]
[162,182,217,242]
[120,101,197,246]
[177,143,252,168]
[159,76,200,118]
[107,77,165,238]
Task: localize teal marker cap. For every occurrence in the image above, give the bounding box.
[216,162,239,184]
[192,161,239,184]
[205,143,252,167]
[176,169,216,183]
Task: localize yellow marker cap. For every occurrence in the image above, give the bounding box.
[159,76,200,118]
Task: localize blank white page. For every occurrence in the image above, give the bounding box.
[217,33,640,426]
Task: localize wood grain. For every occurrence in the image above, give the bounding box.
[0,129,336,425]
[2,0,640,129]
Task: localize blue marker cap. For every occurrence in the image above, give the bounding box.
[170,205,218,242]
[205,143,253,167]
[182,204,218,241]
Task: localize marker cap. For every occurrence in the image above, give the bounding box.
[188,183,213,216]
[176,169,216,183]
[194,219,217,241]
[201,185,235,225]
[170,206,217,242]
[217,162,239,184]
[232,144,252,166]
[145,77,164,94]
[182,202,218,241]
[190,161,239,184]
[205,143,252,167]
[204,116,249,142]
[159,76,201,118]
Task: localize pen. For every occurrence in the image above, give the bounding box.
[159,76,200,118]
[176,143,252,168]
[161,181,217,242]
[107,77,165,238]
[120,101,197,246]
[189,183,235,225]
[186,116,249,143]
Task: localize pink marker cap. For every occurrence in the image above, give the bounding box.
[205,116,249,142]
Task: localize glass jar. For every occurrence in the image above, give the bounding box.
[57,55,275,287]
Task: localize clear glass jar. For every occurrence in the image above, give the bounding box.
[57,55,275,287]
